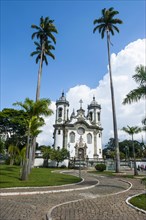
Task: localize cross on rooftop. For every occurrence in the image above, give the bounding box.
[79,99,83,109]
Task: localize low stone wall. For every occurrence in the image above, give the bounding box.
[34,158,44,167]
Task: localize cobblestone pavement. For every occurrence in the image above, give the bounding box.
[0,171,145,220]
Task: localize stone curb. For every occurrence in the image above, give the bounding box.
[126,192,146,214]
[0,179,99,197]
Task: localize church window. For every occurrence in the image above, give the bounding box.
[99,133,101,137]
[89,112,93,121]
[99,149,101,154]
[77,127,85,135]
[70,132,75,143]
[58,107,63,118]
[58,129,61,135]
[87,133,92,144]
[97,112,100,121]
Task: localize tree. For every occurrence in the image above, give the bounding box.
[14,98,53,180]
[19,147,26,167]
[51,148,69,167]
[123,65,146,133]
[122,126,141,176]
[41,146,52,167]
[8,144,20,165]
[0,108,27,149]
[31,16,58,101]
[123,65,146,104]
[0,137,5,155]
[93,7,123,172]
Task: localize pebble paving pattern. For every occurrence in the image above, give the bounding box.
[0,171,145,220]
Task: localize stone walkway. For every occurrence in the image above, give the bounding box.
[0,170,146,220]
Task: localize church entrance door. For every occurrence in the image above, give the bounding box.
[78,148,84,160]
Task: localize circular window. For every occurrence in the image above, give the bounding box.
[77,127,85,135]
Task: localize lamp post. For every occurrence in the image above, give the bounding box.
[79,151,82,178]
[86,155,89,168]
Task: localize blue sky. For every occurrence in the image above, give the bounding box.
[1,0,145,110]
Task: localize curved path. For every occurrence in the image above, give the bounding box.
[0,171,145,220]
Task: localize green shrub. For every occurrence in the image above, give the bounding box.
[60,165,66,168]
[95,163,106,172]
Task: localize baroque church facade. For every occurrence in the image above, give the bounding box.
[53,92,103,162]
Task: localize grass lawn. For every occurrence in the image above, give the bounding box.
[0,165,81,188]
[89,170,134,177]
[129,194,146,211]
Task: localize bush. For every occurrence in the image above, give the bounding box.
[60,165,66,168]
[95,163,106,172]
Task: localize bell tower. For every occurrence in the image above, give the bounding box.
[55,92,69,124]
[54,92,69,150]
[88,96,101,125]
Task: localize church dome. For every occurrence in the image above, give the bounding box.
[56,92,69,106]
[88,96,101,109]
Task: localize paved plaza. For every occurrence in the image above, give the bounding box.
[0,170,146,220]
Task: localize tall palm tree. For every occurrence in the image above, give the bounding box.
[122,126,141,176]
[31,16,58,101]
[14,98,53,180]
[93,7,123,172]
[123,65,146,104]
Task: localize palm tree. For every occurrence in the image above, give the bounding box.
[93,7,123,172]
[122,126,141,175]
[8,145,20,165]
[123,65,146,104]
[19,147,26,167]
[31,16,58,101]
[14,98,53,180]
[123,65,146,133]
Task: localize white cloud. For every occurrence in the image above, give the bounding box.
[37,102,56,146]
[37,39,146,146]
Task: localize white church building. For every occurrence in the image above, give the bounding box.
[53,92,103,164]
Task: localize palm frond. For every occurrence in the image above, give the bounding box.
[123,86,146,104]
[122,125,141,135]
[101,27,106,39]
[46,51,55,60]
[30,51,40,57]
[109,27,114,36]
[101,8,106,16]
[93,7,123,39]
[43,55,48,65]
[34,41,41,48]
[112,24,120,33]
[111,19,123,25]
[133,65,146,85]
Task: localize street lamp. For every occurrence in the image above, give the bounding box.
[79,151,82,178]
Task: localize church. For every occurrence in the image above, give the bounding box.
[53,92,103,164]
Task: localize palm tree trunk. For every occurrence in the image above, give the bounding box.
[31,137,37,168]
[36,42,44,101]
[28,139,33,174]
[106,30,120,173]
[33,43,44,168]
[21,128,30,180]
[132,135,138,176]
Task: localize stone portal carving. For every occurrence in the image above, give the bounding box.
[74,136,87,159]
